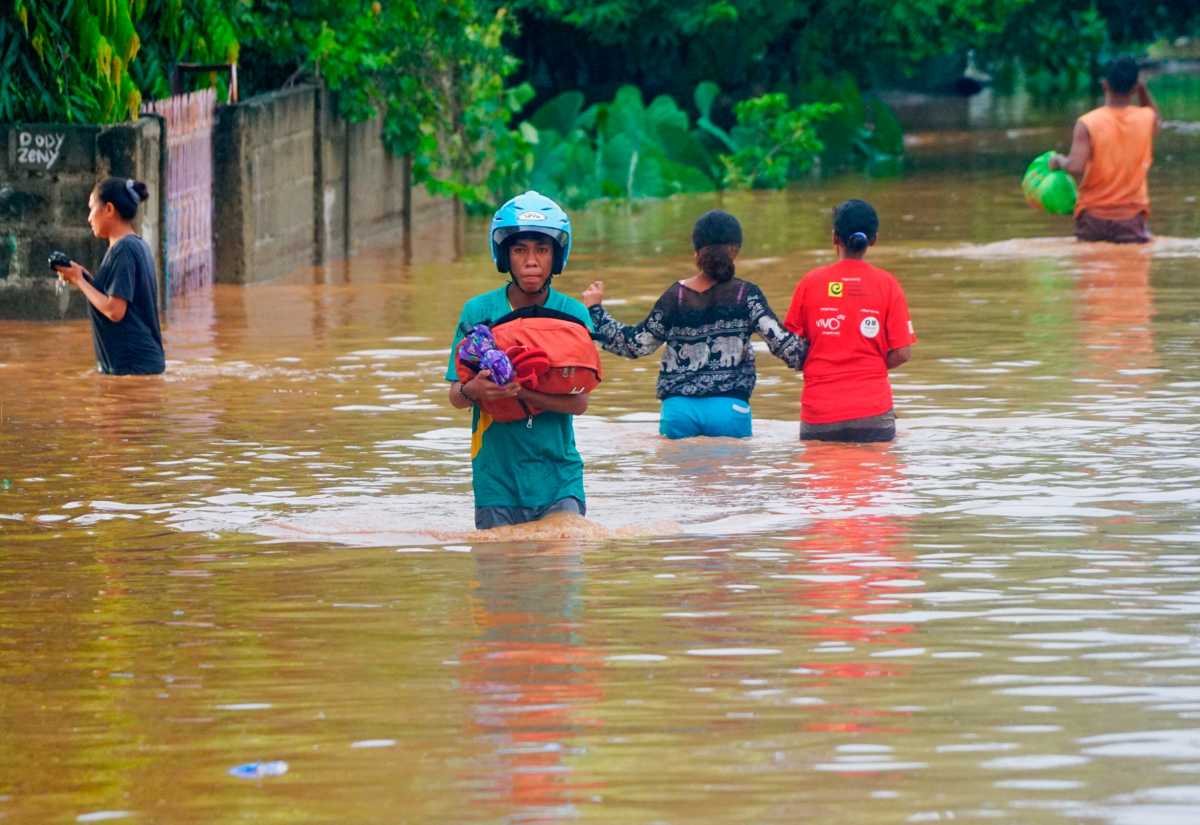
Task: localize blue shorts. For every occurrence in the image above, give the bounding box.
[660,395,753,439]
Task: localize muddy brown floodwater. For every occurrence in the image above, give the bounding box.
[3,117,1200,824]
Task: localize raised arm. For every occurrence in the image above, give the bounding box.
[747,285,808,370]
[1136,79,1162,135]
[584,280,668,359]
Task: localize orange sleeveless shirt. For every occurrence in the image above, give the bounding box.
[1076,105,1156,220]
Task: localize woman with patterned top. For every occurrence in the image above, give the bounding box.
[582,210,808,439]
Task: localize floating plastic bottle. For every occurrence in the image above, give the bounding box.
[1022,151,1077,215]
[228,761,289,779]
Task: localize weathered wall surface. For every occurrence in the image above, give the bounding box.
[315,87,347,264]
[0,119,163,320]
[344,110,408,252]
[1,84,455,317]
[212,86,316,286]
[214,85,452,284]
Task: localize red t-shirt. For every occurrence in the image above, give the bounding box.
[784,259,916,424]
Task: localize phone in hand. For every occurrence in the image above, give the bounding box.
[48,251,73,297]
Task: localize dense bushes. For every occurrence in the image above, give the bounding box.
[502,0,1200,103]
[2,0,241,124]
[509,79,903,209]
[3,1,1196,213]
[3,0,527,208]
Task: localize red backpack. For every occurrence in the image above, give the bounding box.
[456,306,602,423]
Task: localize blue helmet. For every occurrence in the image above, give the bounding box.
[490,190,572,275]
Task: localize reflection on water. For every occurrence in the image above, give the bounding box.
[1074,244,1157,385]
[3,123,1200,823]
[895,70,1200,137]
[459,544,601,823]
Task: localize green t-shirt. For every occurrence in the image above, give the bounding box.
[446,286,594,509]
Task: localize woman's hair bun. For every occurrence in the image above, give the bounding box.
[94,177,149,220]
[129,179,150,203]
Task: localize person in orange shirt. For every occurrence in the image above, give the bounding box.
[784,200,916,442]
[1050,55,1160,244]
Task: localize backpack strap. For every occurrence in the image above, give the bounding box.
[492,304,588,330]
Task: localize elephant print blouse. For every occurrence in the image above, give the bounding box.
[589,278,809,401]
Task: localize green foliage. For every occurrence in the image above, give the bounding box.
[413,8,537,210]
[9,0,1193,215]
[515,82,846,208]
[719,93,836,189]
[521,84,723,207]
[238,1,531,212]
[236,0,382,122]
[503,0,1033,102]
[3,0,144,123]
[995,4,1108,96]
[799,73,904,175]
[693,81,738,154]
[2,0,244,122]
[503,0,1200,103]
[131,0,242,103]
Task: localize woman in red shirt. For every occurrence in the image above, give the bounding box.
[784,199,916,442]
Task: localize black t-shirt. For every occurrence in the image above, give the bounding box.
[88,235,165,375]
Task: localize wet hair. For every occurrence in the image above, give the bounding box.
[692,210,742,283]
[94,177,149,221]
[1105,56,1139,95]
[833,199,879,254]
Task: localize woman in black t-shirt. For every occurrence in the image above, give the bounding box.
[54,177,165,375]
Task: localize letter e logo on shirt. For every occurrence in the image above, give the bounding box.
[828,281,844,298]
[860,316,880,338]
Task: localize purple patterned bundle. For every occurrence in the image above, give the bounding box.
[480,348,514,385]
[459,324,497,366]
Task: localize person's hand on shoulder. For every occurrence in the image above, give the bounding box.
[582,280,604,307]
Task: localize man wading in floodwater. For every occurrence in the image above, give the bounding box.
[1050,55,1161,244]
[446,191,594,530]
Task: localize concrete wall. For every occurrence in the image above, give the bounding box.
[314,87,346,263]
[0,118,163,320]
[0,83,453,316]
[215,85,451,284]
[212,86,316,285]
[344,110,408,251]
